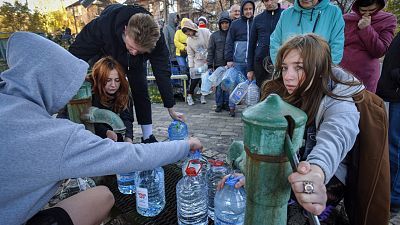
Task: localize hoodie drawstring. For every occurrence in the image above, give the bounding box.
[297,10,303,26]
[310,8,314,21]
[312,11,321,33]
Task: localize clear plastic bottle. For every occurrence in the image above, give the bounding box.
[207,160,230,220]
[168,120,188,141]
[208,66,227,86]
[214,175,246,225]
[177,160,209,225]
[246,80,260,106]
[135,167,165,217]
[229,80,249,105]
[57,177,96,201]
[116,172,136,194]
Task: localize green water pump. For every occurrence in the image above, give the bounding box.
[241,93,307,225]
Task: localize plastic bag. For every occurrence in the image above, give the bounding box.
[201,71,213,95]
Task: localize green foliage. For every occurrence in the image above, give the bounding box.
[385,0,400,33]
[0,2,73,35]
[0,59,8,73]
[148,84,163,103]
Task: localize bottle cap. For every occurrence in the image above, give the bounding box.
[185,159,202,177]
[209,159,224,167]
[225,175,243,187]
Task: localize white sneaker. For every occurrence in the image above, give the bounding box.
[200,95,206,104]
[187,95,194,105]
[196,89,202,95]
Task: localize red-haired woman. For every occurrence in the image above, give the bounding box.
[90,56,134,143]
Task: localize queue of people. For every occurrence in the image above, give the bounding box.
[0,0,399,224]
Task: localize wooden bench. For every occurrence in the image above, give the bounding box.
[147,74,188,101]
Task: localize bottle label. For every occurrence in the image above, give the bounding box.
[136,187,149,209]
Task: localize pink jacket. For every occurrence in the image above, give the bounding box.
[340,2,396,93]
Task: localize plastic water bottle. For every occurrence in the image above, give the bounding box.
[58,177,96,200]
[221,67,238,92]
[208,66,227,86]
[246,80,260,106]
[168,120,188,140]
[135,167,165,217]
[214,175,246,225]
[229,80,249,105]
[207,160,230,220]
[181,150,210,178]
[116,172,136,194]
[177,160,209,225]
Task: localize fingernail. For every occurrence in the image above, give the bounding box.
[301,167,306,172]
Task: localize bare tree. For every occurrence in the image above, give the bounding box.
[331,0,355,13]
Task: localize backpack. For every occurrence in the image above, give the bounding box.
[344,89,390,225]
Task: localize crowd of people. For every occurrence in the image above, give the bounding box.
[0,0,399,224]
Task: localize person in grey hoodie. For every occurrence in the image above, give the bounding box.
[163,12,179,60]
[220,34,364,221]
[0,32,202,225]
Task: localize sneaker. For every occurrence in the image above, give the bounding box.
[229,109,235,117]
[187,95,194,105]
[141,134,158,143]
[196,89,202,95]
[215,105,223,112]
[200,95,206,104]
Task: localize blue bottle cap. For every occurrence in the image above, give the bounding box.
[225,175,243,187]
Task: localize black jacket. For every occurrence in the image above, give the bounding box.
[376,32,400,102]
[224,0,255,64]
[207,13,231,69]
[247,6,283,72]
[69,4,174,125]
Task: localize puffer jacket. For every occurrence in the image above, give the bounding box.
[174,18,189,56]
[207,12,231,69]
[340,0,397,93]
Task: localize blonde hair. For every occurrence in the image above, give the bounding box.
[126,13,160,52]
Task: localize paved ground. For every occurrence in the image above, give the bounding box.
[130,93,245,162]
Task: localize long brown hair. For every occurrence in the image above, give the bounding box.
[261,34,360,125]
[91,56,129,113]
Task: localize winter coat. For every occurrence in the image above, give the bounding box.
[184,20,211,70]
[163,12,177,60]
[207,13,231,69]
[174,18,189,56]
[377,32,400,102]
[224,0,255,65]
[247,5,283,72]
[340,0,397,93]
[69,4,175,126]
[0,32,190,225]
[270,0,345,65]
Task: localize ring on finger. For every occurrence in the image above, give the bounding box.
[303,181,314,194]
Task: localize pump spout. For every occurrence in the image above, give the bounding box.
[81,106,126,134]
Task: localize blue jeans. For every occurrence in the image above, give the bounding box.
[389,102,400,210]
[229,64,247,109]
[215,85,228,106]
[176,56,188,75]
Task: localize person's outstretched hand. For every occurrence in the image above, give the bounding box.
[106,130,118,142]
[288,161,327,216]
[168,108,185,122]
[188,137,202,152]
[217,173,245,190]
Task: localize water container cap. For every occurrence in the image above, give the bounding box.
[185,159,202,177]
[193,149,201,159]
[225,175,242,187]
[208,159,224,166]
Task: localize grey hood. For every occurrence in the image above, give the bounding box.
[0,32,88,115]
[167,12,178,28]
